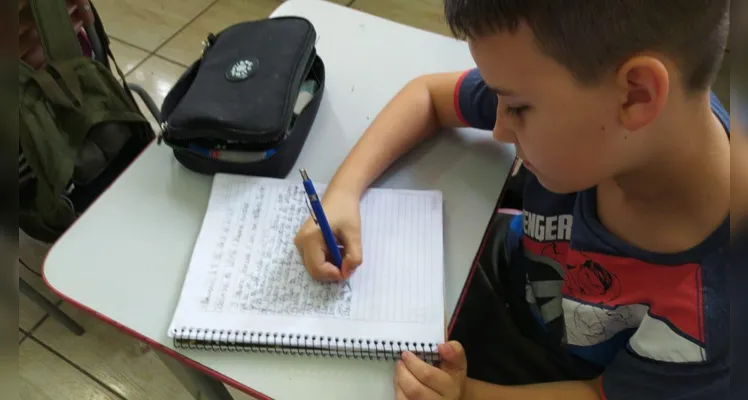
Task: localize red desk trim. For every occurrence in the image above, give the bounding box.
[447,157,518,336]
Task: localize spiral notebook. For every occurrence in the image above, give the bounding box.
[167,173,445,363]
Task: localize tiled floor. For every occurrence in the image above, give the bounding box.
[18,0,731,399]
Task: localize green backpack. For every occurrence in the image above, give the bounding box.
[19,0,154,242]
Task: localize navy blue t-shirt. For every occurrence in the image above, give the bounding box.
[455,68,730,400]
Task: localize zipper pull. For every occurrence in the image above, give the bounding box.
[157,122,168,145]
[201,33,216,56]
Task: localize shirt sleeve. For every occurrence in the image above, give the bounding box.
[454,68,498,130]
[600,262,730,400]
[600,347,728,400]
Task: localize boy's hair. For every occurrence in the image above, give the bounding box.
[444,0,729,93]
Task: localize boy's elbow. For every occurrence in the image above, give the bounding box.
[410,72,468,129]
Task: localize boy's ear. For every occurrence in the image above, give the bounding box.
[615,55,669,132]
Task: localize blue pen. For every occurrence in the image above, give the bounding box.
[300,168,351,291]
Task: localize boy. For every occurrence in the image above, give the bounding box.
[294,1,730,399]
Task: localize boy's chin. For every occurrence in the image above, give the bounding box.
[535,174,588,195]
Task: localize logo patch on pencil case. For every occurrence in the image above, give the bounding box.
[226,58,258,82]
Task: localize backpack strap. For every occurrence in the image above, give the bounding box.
[19,62,77,110]
[28,0,83,63]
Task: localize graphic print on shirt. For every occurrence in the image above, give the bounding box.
[520,210,574,340]
[561,249,707,364]
[522,213,707,365]
[523,211,573,242]
[561,256,646,351]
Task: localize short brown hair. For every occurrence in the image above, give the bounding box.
[444,0,729,93]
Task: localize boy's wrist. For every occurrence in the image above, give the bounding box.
[321,182,364,202]
[461,378,501,400]
[325,169,377,200]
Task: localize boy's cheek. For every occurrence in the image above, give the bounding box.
[519,108,621,189]
[531,146,612,193]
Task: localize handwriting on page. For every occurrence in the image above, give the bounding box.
[195,176,443,326]
[200,179,352,318]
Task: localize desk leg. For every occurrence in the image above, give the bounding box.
[156,351,234,400]
[19,278,85,335]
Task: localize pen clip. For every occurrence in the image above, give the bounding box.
[299,169,318,224]
[304,195,318,225]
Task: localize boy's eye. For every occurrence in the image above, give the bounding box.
[504,105,529,117]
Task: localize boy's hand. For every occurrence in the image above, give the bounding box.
[395,341,468,400]
[294,189,363,281]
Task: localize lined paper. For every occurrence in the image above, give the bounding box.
[169,174,444,346]
[349,189,443,324]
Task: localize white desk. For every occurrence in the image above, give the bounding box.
[43,1,515,399]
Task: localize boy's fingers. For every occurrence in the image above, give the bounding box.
[400,351,452,396]
[317,261,345,281]
[394,382,408,400]
[393,371,407,400]
[395,360,441,400]
[437,341,467,376]
[297,231,345,282]
[339,231,363,278]
[301,246,342,281]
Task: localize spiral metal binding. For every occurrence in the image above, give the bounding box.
[172,328,440,364]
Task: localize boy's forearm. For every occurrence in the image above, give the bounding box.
[463,377,602,400]
[325,77,445,197]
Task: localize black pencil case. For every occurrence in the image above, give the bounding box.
[157,16,325,177]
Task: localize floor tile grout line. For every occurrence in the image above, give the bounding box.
[19,328,29,344]
[122,57,150,79]
[26,314,50,337]
[118,46,190,82]
[111,0,360,76]
[107,0,362,76]
[18,258,42,278]
[106,37,154,56]
[148,0,219,60]
[93,36,155,79]
[24,299,66,336]
[117,0,217,79]
[27,335,128,400]
[151,53,191,68]
[18,256,50,336]
[130,0,358,69]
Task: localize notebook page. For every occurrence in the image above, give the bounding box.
[351,186,444,325]
[168,174,444,346]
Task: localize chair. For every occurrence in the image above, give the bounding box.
[19,2,161,335]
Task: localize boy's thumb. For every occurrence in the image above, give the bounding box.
[438,341,467,374]
[341,234,363,278]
